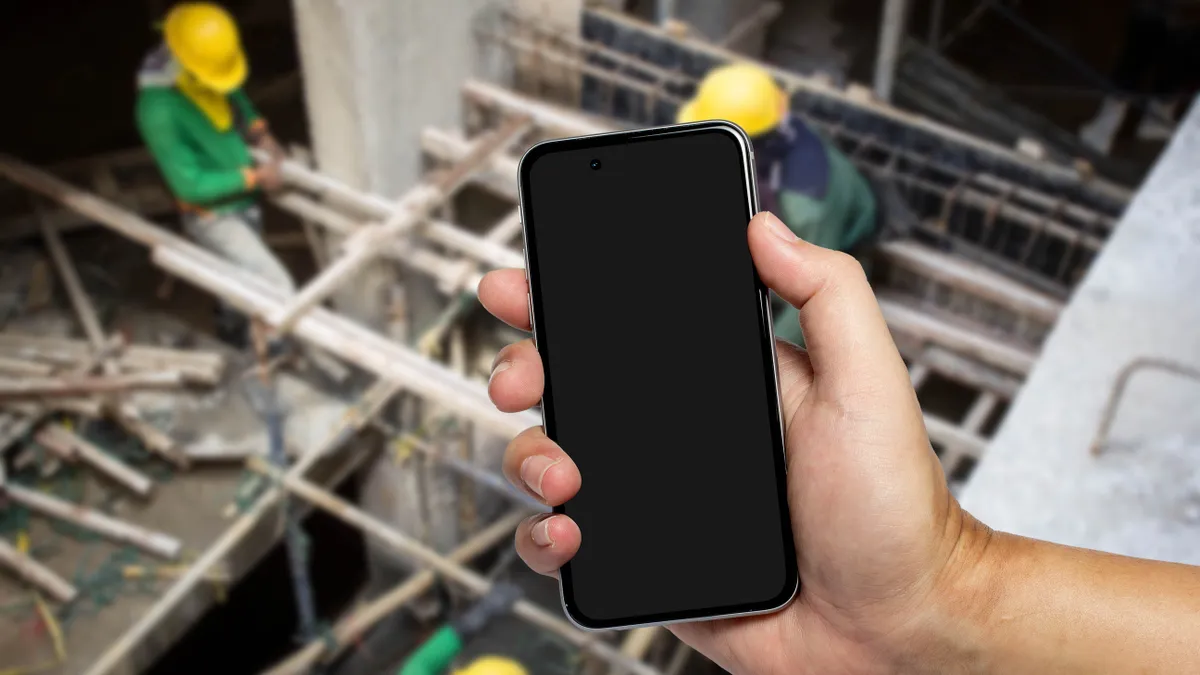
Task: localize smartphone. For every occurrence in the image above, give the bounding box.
[517,121,797,630]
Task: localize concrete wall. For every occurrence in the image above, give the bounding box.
[293,0,493,196]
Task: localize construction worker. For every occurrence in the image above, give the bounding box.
[677,62,881,345]
[136,2,294,346]
[398,583,527,675]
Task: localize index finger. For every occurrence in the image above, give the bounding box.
[479,268,531,331]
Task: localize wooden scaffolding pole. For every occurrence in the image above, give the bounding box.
[246,458,663,675]
[3,484,181,559]
[34,425,154,497]
[0,371,184,400]
[32,197,191,468]
[81,379,405,675]
[154,245,534,437]
[0,155,539,439]
[265,509,528,675]
[0,537,78,603]
[263,115,532,333]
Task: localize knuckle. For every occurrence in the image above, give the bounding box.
[828,251,866,281]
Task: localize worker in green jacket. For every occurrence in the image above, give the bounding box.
[399,582,528,675]
[677,63,880,346]
[136,2,293,346]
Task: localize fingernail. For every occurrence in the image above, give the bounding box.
[489,359,512,384]
[532,516,555,547]
[762,212,797,242]
[520,455,560,499]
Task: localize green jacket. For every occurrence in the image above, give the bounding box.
[135,85,262,212]
[774,136,876,253]
[399,626,464,675]
[763,118,877,345]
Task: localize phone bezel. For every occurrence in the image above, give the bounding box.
[517,120,798,630]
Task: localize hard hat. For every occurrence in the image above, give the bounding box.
[453,656,529,675]
[164,3,247,93]
[676,62,787,137]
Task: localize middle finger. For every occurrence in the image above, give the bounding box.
[489,339,544,413]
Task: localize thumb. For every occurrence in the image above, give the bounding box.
[747,211,908,397]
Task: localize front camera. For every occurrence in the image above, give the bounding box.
[590,159,602,170]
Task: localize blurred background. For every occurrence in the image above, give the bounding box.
[0,1,1196,673]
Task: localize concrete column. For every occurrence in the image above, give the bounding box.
[290,2,498,651]
[873,0,911,102]
[674,0,769,51]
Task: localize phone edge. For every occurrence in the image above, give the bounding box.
[517,120,800,632]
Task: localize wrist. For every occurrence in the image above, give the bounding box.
[890,511,1013,675]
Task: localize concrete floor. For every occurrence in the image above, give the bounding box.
[962,96,1200,563]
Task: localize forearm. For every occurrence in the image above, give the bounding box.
[910,518,1200,674]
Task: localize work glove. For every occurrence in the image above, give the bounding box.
[450,581,523,640]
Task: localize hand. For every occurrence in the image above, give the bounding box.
[254,161,284,193]
[478,211,988,674]
[257,131,286,162]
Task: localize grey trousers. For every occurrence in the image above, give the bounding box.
[182,205,296,336]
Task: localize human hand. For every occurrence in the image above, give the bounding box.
[256,131,286,162]
[254,160,284,193]
[478,211,989,674]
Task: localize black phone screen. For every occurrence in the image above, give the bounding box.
[519,124,797,628]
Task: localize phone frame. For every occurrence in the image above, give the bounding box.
[517,121,798,630]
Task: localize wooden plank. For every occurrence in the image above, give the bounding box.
[35,198,106,346]
[485,208,523,244]
[0,371,184,400]
[154,246,534,437]
[266,115,532,332]
[879,240,1064,324]
[963,391,999,433]
[607,627,664,675]
[0,356,54,377]
[4,484,181,559]
[908,362,931,389]
[35,425,154,497]
[0,537,77,603]
[879,298,1037,375]
[0,156,529,438]
[940,391,999,477]
[421,127,519,201]
[923,414,987,458]
[288,145,330,269]
[27,196,196,467]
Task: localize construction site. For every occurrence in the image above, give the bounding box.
[0,0,1197,673]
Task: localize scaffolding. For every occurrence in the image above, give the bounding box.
[0,4,1141,673]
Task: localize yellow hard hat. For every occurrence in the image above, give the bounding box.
[164,3,247,93]
[676,62,787,137]
[453,656,529,675]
